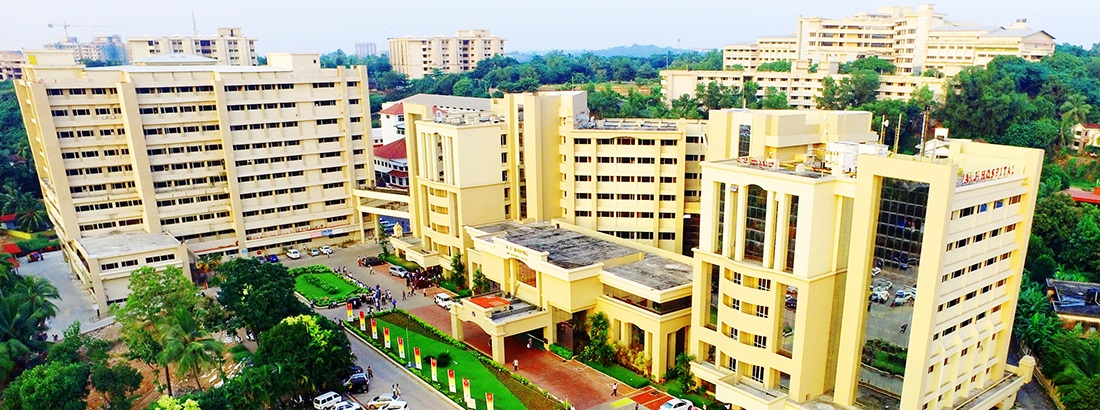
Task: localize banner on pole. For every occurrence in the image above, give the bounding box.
[358,311,366,331]
[448,369,456,393]
[383,327,391,348]
[346,302,353,321]
[370,318,377,338]
[486,392,495,410]
[414,347,422,369]
[398,337,405,359]
[462,378,471,401]
[431,358,438,382]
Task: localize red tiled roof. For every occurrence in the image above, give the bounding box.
[1082,123,1100,129]
[387,170,408,178]
[468,295,510,309]
[0,213,14,223]
[1064,188,1100,205]
[1,243,20,254]
[374,138,407,160]
[379,103,403,116]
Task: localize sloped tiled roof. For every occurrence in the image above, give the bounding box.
[379,103,403,116]
[374,138,406,160]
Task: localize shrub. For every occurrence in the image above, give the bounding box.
[289,264,333,277]
[549,344,574,360]
[303,275,339,294]
[436,351,452,367]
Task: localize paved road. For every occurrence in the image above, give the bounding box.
[14,249,113,339]
[298,243,457,409]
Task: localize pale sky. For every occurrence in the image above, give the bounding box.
[1,0,1093,55]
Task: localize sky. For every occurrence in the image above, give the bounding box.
[1,0,1093,55]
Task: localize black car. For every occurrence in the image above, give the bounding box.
[359,256,385,267]
[347,297,362,309]
[344,372,369,393]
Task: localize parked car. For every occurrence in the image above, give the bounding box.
[344,372,369,394]
[320,246,334,255]
[871,279,893,293]
[266,254,279,263]
[253,256,265,262]
[348,365,364,374]
[310,248,321,257]
[389,265,408,278]
[286,249,301,259]
[365,396,398,410]
[347,297,362,309]
[313,392,341,409]
[435,293,453,310]
[893,288,917,305]
[870,290,890,304]
[871,267,882,277]
[785,295,797,310]
[659,398,694,410]
[383,401,408,410]
[333,401,363,410]
[360,256,384,267]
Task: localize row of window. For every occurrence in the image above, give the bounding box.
[57,128,126,139]
[75,199,142,213]
[100,258,139,272]
[946,224,1016,251]
[942,252,1012,283]
[245,221,311,236]
[572,174,678,184]
[575,210,679,219]
[934,304,1003,342]
[52,107,122,117]
[951,195,1022,220]
[152,160,224,173]
[725,297,771,318]
[138,104,218,115]
[237,170,304,184]
[574,138,678,146]
[240,186,307,200]
[937,277,1010,314]
[580,156,678,165]
[143,124,220,135]
[153,175,227,190]
[60,147,129,159]
[232,140,303,151]
[156,193,230,208]
[147,143,223,156]
[243,203,310,217]
[70,181,136,194]
[728,271,773,291]
[135,85,215,94]
[81,217,142,232]
[234,154,304,167]
[47,88,122,96]
[65,164,133,176]
[162,211,231,226]
[228,121,302,131]
[175,229,235,243]
[594,230,676,240]
[223,84,295,92]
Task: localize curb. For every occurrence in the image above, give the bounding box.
[342,325,463,409]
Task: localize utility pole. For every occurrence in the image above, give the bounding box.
[191,11,198,36]
[919,109,930,158]
[879,114,886,145]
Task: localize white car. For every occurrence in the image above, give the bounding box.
[286,249,301,259]
[435,293,453,310]
[384,401,408,410]
[332,402,363,410]
[320,246,334,255]
[365,396,398,410]
[309,248,321,257]
[659,398,694,410]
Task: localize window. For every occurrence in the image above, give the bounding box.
[755,305,769,318]
[753,334,767,349]
[750,365,765,383]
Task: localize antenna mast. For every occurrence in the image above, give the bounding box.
[191,11,198,36]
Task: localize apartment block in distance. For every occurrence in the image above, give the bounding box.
[0,50,23,80]
[14,50,372,307]
[388,29,505,79]
[724,4,1054,76]
[44,35,129,63]
[690,113,1042,409]
[127,28,259,66]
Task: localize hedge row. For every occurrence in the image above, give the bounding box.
[302,274,340,294]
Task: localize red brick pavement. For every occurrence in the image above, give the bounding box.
[406,303,636,409]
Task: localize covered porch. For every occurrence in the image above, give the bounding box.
[450,293,554,364]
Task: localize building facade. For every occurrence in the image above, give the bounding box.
[723,4,1054,76]
[44,35,128,62]
[355,42,378,58]
[388,29,506,79]
[15,49,372,305]
[690,136,1042,409]
[661,62,946,109]
[0,50,22,80]
[127,28,259,66]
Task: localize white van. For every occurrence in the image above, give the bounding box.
[389,265,408,278]
[313,392,341,409]
[435,293,453,310]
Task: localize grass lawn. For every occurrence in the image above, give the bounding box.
[351,319,527,410]
[294,273,361,304]
[382,253,420,271]
[663,379,721,409]
[582,360,650,388]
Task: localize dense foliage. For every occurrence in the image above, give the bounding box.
[0,263,60,384]
[216,257,310,333]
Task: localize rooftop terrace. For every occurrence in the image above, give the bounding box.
[78,231,181,259]
[1047,278,1100,318]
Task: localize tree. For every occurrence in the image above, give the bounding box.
[158,307,226,390]
[1066,210,1100,273]
[0,268,61,383]
[252,315,354,400]
[376,71,409,91]
[112,266,200,396]
[50,322,107,365]
[0,361,91,410]
[844,70,881,108]
[472,268,490,294]
[1032,193,1082,255]
[0,184,48,232]
[1061,94,1093,147]
[580,312,615,366]
[663,352,698,393]
[451,78,476,97]
[216,258,310,333]
[757,61,792,72]
[449,252,467,288]
[196,253,223,274]
[153,396,203,410]
[90,362,143,410]
[816,76,845,110]
[760,87,791,109]
[839,57,896,74]
[993,118,1059,150]
[1062,375,1100,410]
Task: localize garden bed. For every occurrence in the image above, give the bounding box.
[581,360,650,388]
[293,272,363,305]
[351,310,559,410]
[382,254,420,271]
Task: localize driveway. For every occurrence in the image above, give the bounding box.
[14,250,113,339]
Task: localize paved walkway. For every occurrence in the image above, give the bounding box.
[409,303,636,410]
[14,249,113,339]
[593,386,674,410]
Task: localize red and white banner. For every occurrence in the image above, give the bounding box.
[370,318,377,338]
[358,311,366,331]
[431,357,438,382]
[383,327,391,348]
[462,378,471,401]
[398,337,405,359]
[414,347,422,369]
[486,392,494,410]
[447,369,456,393]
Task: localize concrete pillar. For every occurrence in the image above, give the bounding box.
[1017,355,1037,383]
[544,324,556,345]
[763,190,778,269]
[450,309,464,341]
[491,334,506,364]
[653,331,670,381]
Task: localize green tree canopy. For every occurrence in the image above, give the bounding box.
[1,361,91,410]
[216,258,310,333]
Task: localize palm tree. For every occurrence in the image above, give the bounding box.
[158,307,226,390]
[196,253,223,273]
[0,184,48,232]
[1062,94,1094,149]
[12,275,60,324]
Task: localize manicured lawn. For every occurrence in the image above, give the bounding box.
[582,360,650,388]
[663,379,721,409]
[294,273,361,304]
[382,253,420,271]
[350,319,526,410]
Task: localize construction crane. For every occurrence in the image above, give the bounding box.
[47,23,126,39]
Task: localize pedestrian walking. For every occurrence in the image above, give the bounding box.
[396,384,401,397]
[527,338,532,349]
[401,290,406,301]
[367,366,374,379]
[900,324,908,333]
[391,384,397,399]
[513,358,519,371]
[391,299,397,310]
[611,382,618,396]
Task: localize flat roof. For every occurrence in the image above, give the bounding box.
[1063,188,1100,205]
[77,231,180,259]
[399,94,491,111]
[468,295,510,309]
[472,221,692,289]
[86,64,286,73]
[1047,279,1100,318]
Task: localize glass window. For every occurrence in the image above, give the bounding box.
[744,185,767,263]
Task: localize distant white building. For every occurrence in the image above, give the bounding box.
[372,94,492,146]
[373,139,409,190]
